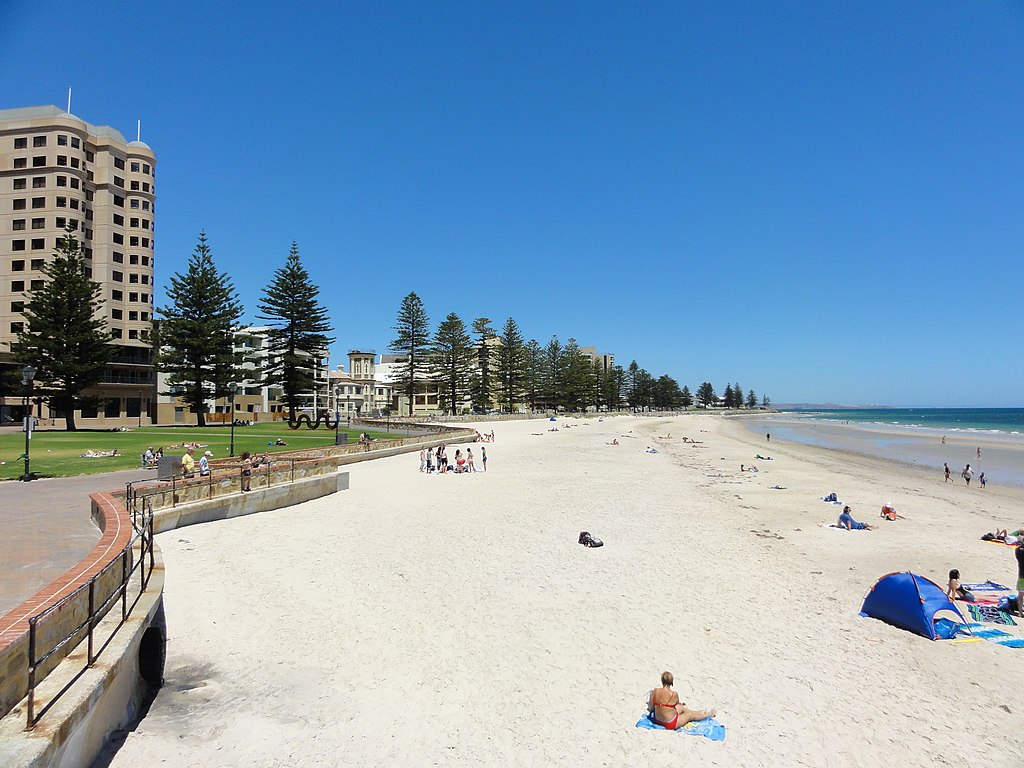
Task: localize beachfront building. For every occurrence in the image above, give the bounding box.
[377,353,441,416]
[326,350,394,418]
[580,346,615,374]
[0,105,157,427]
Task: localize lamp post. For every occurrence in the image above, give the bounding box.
[228,382,238,457]
[20,364,36,482]
[334,386,343,445]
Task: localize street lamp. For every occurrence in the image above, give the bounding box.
[228,382,238,457]
[20,364,36,482]
[334,386,342,445]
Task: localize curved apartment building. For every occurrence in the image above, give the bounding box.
[0,105,156,426]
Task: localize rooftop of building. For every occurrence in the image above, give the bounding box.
[0,105,146,148]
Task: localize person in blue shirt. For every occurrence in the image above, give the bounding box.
[838,506,875,530]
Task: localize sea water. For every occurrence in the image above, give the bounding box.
[740,408,1024,488]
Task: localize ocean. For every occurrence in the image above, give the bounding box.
[739,408,1024,488]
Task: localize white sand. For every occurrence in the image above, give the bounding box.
[102,415,1024,767]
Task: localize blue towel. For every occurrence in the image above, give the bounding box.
[635,713,726,741]
[962,581,1011,592]
[964,623,1024,648]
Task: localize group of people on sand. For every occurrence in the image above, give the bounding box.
[420,443,486,474]
[474,430,495,442]
[943,462,986,488]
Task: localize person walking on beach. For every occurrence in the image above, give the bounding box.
[1016,541,1024,619]
[944,463,951,483]
[419,447,426,472]
[426,446,434,474]
[481,446,487,472]
[977,446,982,459]
[941,435,946,445]
[979,472,986,488]
[766,433,770,442]
[466,448,476,473]
[962,464,974,486]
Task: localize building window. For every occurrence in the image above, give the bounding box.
[31,279,43,290]
[55,196,66,207]
[31,218,44,229]
[31,238,44,250]
[114,157,125,170]
[113,214,124,225]
[56,175,67,187]
[30,259,44,270]
[142,201,150,210]
[140,293,148,302]
[72,137,81,149]
[113,233,123,244]
[112,289,123,300]
[114,195,124,207]
[87,171,94,182]
[13,158,27,169]
[12,240,25,251]
[56,155,68,166]
[11,280,24,291]
[142,219,149,228]
[11,260,25,271]
[141,274,149,284]
[14,138,27,149]
[141,256,150,266]
[33,136,46,147]
[57,135,68,146]
[129,292,138,302]
[13,178,26,190]
[142,182,150,192]
[32,197,45,209]
[32,156,46,167]
[114,175,124,188]
[85,189,93,201]
[12,219,25,230]
[11,301,23,312]
[86,150,94,161]
[128,311,138,321]
[141,237,149,247]
[112,271,123,282]
[130,181,139,191]
[31,177,44,189]
[129,199,139,209]
[131,162,140,172]
[13,198,26,210]
[111,309,123,319]
[129,273,139,283]
[55,217,66,228]
[130,218,139,227]
[143,164,150,174]
[140,311,149,321]
[129,254,139,264]
[71,157,80,169]
[70,199,79,209]
[128,329,138,339]
[111,328,122,339]
[70,178,79,189]
[113,252,124,263]
[130,236,139,247]
[10,322,23,333]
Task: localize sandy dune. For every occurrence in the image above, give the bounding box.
[99,415,1024,767]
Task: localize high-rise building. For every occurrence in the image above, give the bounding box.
[0,105,156,426]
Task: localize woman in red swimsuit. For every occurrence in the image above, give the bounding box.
[647,671,716,730]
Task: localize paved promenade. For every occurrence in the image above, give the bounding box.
[0,468,154,617]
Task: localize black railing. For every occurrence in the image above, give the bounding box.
[24,493,155,729]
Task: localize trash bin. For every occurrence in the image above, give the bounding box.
[157,456,179,481]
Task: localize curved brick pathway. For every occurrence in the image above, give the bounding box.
[0,468,154,618]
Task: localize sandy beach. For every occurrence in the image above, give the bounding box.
[100,415,1024,767]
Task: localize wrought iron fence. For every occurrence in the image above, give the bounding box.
[24,491,155,729]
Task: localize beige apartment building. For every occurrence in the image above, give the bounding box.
[0,105,156,426]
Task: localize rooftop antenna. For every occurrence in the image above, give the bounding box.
[66,87,72,114]
[137,119,141,142]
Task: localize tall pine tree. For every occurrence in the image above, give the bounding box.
[431,312,474,415]
[497,316,526,412]
[257,242,335,420]
[523,339,544,411]
[470,318,496,412]
[11,229,114,431]
[390,292,431,416]
[156,232,245,427]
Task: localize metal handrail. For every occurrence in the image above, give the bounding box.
[24,495,155,729]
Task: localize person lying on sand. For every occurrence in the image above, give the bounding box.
[647,671,716,731]
[658,433,672,439]
[838,506,875,530]
[740,465,758,472]
[607,439,619,445]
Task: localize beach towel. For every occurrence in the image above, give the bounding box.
[967,604,1018,626]
[962,623,1024,649]
[820,496,842,505]
[962,581,1012,592]
[635,713,726,741]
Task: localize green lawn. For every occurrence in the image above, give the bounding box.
[0,421,404,481]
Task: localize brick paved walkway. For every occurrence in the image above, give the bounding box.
[0,468,154,617]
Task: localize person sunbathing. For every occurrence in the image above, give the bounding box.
[607,439,619,445]
[647,671,716,731]
[946,569,975,602]
[838,506,875,530]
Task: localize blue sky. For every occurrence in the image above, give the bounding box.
[2,2,1022,406]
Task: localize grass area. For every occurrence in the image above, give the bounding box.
[0,421,404,481]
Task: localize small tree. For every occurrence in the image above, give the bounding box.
[746,389,758,409]
[257,242,335,421]
[497,317,526,412]
[431,312,474,414]
[680,385,694,410]
[762,393,771,408]
[157,232,245,427]
[390,292,431,416]
[697,381,717,408]
[11,228,114,431]
[723,384,735,409]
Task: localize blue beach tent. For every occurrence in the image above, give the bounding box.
[860,572,969,640]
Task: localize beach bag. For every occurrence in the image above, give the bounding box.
[579,531,604,548]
